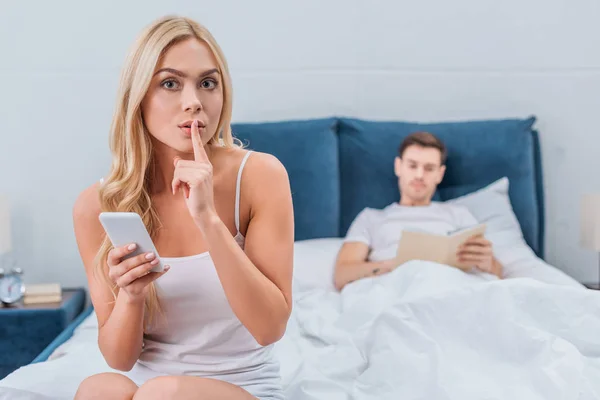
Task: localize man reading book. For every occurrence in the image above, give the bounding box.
[334,132,503,291]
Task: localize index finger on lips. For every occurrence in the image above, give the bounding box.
[191,120,209,163]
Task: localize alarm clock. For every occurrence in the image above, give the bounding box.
[0,267,24,306]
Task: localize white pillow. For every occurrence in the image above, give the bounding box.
[445,178,582,287]
[293,238,343,292]
[445,177,527,249]
[445,177,548,267]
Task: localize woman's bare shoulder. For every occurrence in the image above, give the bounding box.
[242,151,290,201]
[214,147,287,176]
[73,182,102,226]
[244,151,287,177]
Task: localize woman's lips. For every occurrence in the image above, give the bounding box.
[179,126,205,137]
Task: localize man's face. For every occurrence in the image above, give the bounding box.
[394,145,446,205]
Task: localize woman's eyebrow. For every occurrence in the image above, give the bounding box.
[153,67,220,78]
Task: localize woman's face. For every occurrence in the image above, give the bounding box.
[141,37,223,153]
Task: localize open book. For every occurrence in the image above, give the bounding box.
[395,223,487,271]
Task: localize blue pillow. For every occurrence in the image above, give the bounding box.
[232,118,340,241]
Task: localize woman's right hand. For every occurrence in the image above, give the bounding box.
[107,244,170,303]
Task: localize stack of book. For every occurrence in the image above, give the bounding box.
[24,283,62,305]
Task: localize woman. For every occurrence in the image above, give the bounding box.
[73,15,294,400]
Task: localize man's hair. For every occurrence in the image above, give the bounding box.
[398,131,447,165]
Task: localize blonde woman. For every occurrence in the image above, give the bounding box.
[73,15,293,400]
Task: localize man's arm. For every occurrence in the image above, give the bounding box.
[334,242,397,291]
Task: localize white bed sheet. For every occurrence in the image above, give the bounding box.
[1,240,598,400]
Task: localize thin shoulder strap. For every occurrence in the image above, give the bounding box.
[235,151,253,233]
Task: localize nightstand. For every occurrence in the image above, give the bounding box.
[0,287,86,379]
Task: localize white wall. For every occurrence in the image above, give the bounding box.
[1,0,599,288]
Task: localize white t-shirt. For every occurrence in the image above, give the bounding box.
[344,202,479,262]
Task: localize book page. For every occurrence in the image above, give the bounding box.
[395,224,487,270]
[395,230,449,266]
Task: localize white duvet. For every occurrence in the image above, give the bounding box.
[279,261,600,399]
[1,245,599,400]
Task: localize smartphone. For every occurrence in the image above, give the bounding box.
[98,212,164,273]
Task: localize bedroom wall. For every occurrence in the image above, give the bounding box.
[1,0,599,288]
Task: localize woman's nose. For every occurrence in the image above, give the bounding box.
[183,89,202,113]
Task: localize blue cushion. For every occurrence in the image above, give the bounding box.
[337,116,543,256]
[232,118,340,241]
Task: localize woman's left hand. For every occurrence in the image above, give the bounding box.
[172,119,216,224]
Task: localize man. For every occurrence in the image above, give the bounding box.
[334,132,502,291]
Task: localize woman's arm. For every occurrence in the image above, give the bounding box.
[195,153,294,346]
[72,185,145,371]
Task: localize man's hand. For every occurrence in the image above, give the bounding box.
[457,234,501,277]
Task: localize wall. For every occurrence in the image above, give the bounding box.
[1,0,598,287]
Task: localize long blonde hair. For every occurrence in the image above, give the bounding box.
[94,15,238,328]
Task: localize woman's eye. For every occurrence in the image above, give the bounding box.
[201,79,217,89]
[161,79,179,90]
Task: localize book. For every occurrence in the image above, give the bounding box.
[395,223,487,270]
[23,283,62,305]
[23,294,62,305]
[25,283,61,297]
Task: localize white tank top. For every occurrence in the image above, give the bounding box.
[102,151,283,397]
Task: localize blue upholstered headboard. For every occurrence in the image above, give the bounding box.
[232,116,545,259]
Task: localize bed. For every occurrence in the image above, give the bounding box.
[1,116,599,400]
